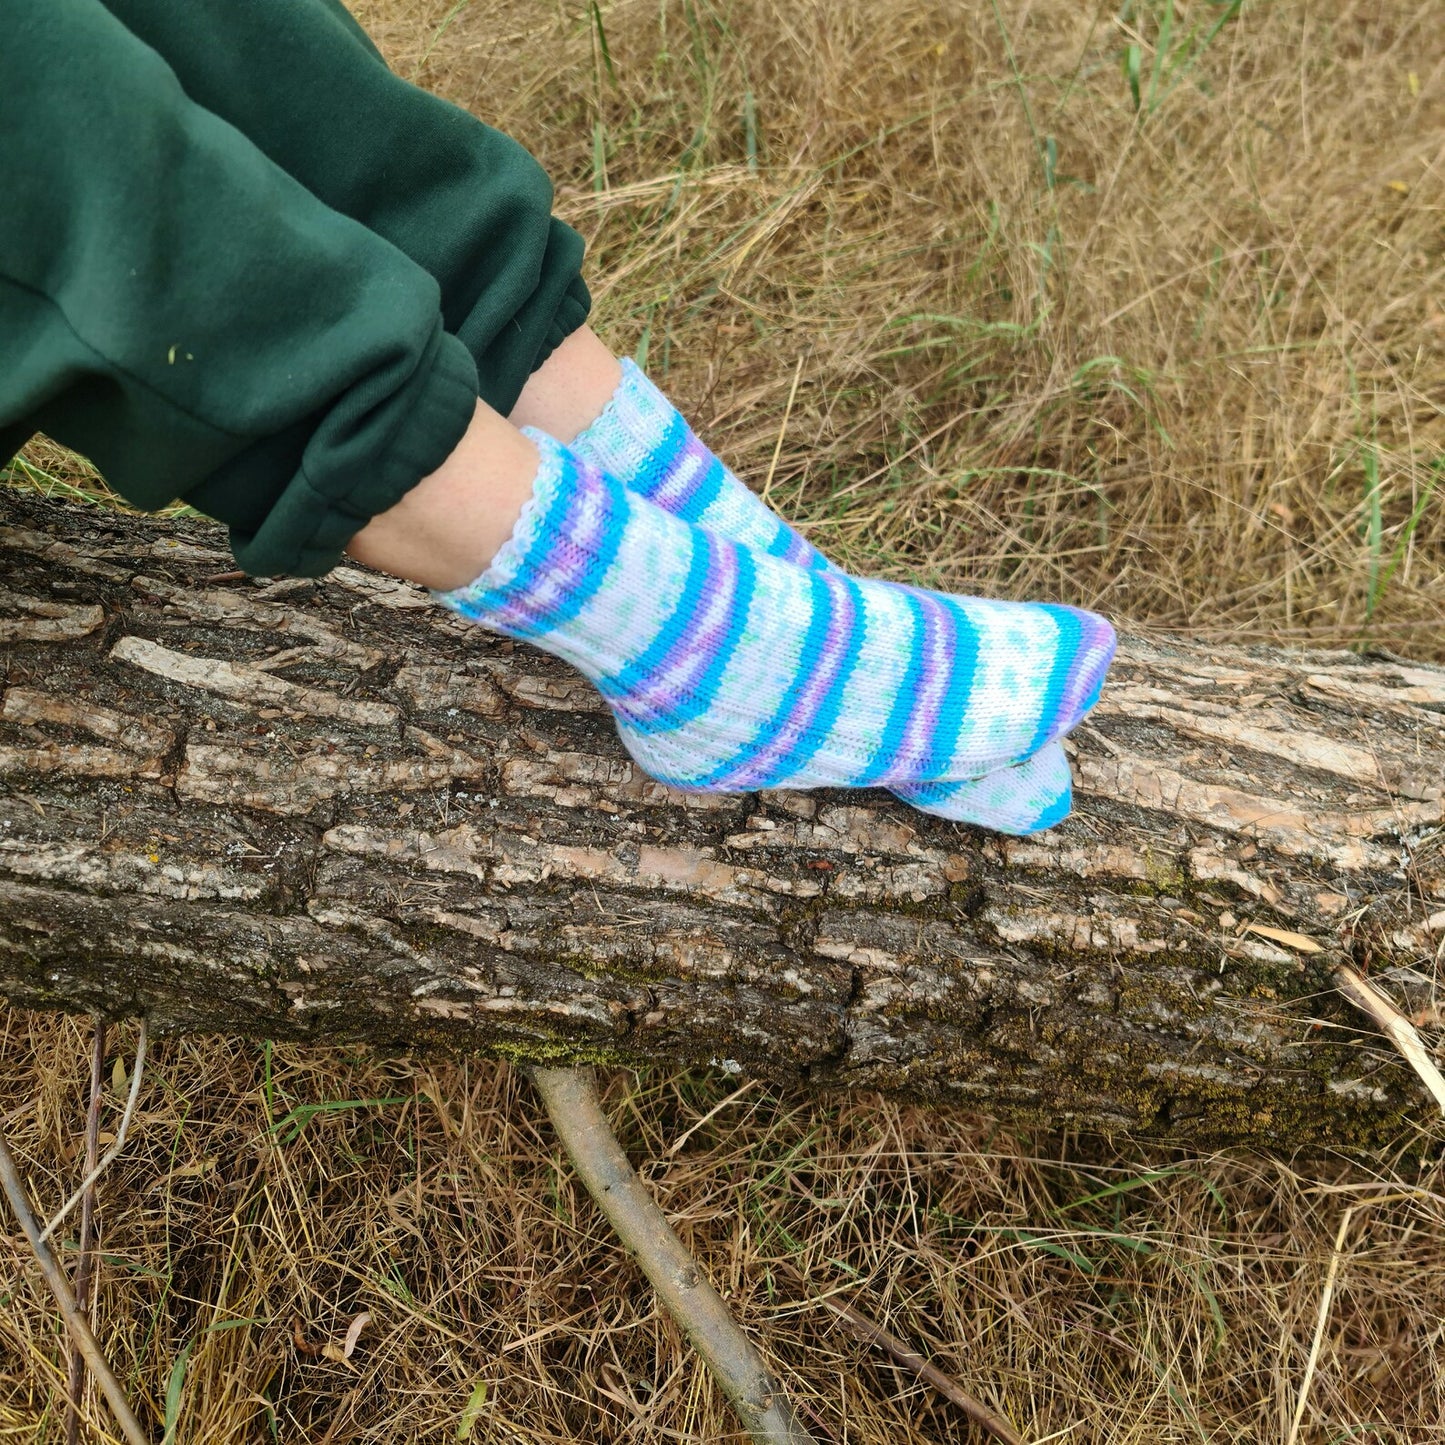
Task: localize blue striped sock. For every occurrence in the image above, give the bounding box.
[572,359,832,570]
[569,363,1098,831]
[435,433,1115,808]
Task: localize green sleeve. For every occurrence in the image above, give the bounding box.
[102,0,591,416]
[0,0,480,577]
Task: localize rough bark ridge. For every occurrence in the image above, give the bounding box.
[1,489,1442,1148]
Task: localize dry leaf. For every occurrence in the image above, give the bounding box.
[316,1311,372,1365]
[341,1311,371,1360]
[1241,923,1323,953]
[168,1157,216,1181]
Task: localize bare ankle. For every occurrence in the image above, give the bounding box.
[508,326,623,443]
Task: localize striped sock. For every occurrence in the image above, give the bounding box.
[569,363,1094,831]
[435,433,1115,805]
[571,359,831,571]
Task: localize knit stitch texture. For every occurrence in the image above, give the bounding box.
[571,359,830,570]
[901,742,1070,831]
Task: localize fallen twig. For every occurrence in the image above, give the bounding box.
[65,1018,107,1445]
[0,1112,151,1445]
[528,1065,820,1445]
[1333,964,1445,1118]
[42,1018,147,1244]
[778,1261,1025,1445]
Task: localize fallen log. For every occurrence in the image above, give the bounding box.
[0,487,1441,1149]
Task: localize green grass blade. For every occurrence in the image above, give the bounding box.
[743,87,759,173]
[988,0,1049,184]
[457,1379,489,1441]
[1361,439,1384,622]
[1003,1228,1097,1272]
[592,119,608,194]
[161,1341,194,1445]
[1057,1167,1185,1212]
[1145,0,1175,114]
[411,0,471,79]
[1371,456,1442,617]
[1154,0,1243,111]
[590,0,617,86]
[266,1095,414,1145]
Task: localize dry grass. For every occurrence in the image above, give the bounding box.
[5,1017,1445,1443]
[3,0,1444,1441]
[382,0,1444,655]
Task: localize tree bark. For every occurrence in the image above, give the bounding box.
[1,488,1441,1148]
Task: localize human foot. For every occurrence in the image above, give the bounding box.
[568,362,1105,828]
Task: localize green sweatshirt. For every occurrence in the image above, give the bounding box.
[1,0,590,576]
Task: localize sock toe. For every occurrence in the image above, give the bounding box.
[1014,604,1116,759]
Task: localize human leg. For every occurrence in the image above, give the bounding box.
[108,0,591,417]
[346,399,542,591]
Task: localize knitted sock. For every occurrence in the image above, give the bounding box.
[569,362,1091,831]
[571,358,832,571]
[435,433,1115,804]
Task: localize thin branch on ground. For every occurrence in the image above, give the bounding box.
[42,1018,147,1244]
[0,1109,151,1445]
[65,1018,108,1445]
[1333,964,1445,1117]
[779,1261,1026,1445]
[527,1065,821,1445]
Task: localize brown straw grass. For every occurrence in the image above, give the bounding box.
[6,1018,1445,1442]
[4,0,1443,1440]
[401,0,1444,657]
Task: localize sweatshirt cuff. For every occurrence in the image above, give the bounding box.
[229,329,479,578]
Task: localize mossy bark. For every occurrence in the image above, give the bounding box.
[1,489,1442,1148]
